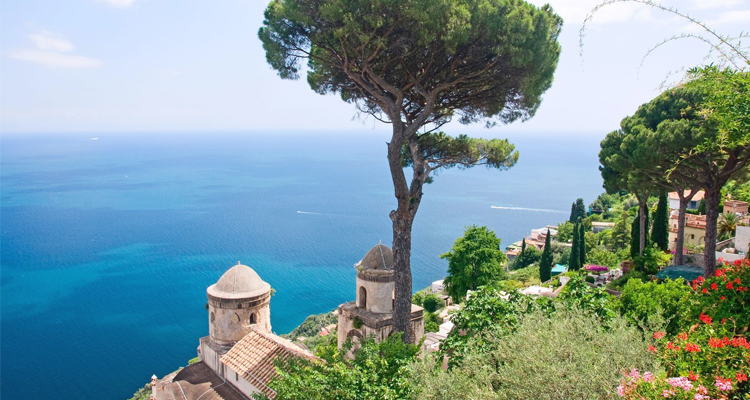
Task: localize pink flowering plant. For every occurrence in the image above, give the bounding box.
[616,370,715,400]
[585,264,609,274]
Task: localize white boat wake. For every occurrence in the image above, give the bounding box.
[491,205,565,214]
[297,211,338,216]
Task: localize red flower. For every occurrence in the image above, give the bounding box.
[653,331,666,339]
[737,373,748,383]
[678,332,689,340]
[720,296,726,301]
[689,371,699,381]
[685,343,701,352]
[711,283,718,290]
[734,278,741,284]
[727,282,734,290]
[709,338,725,348]
[667,341,675,350]
[716,269,725,277]
[702,288,708,294]
[699,313,713,325]
[721,318,727,324]
[648,345,656,353]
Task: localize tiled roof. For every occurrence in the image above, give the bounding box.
[220,329,318,399]
[668,190,705,201]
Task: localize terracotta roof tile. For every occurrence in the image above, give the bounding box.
[220,329,318,399]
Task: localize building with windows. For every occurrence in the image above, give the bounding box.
[337,244,424,353]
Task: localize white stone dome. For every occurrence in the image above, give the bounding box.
[356,244,394,271]
[207,263,271,299]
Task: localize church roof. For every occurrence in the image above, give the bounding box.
[207,264,271,300]
[220,329,318,399]
[355,244,394,271]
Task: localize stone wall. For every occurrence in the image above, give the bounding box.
[208,293,271,345]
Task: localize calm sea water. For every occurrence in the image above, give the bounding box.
[1,131,603,400]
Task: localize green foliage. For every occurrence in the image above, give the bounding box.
[412,291,425,307]
[607,270,650,291]
[422,294,443,313]
[557,275,618,322]
[609,212,632,252]
[570,222,581,271]
[539,230,553,283]
[412,307,657,400]
[586,245,621,269]
[127,384,151,400]
[578,222,587,267]
[618,278,694,336]
[556,221,575,242]
[261,334,419,400]
[509,245,542,270]
[188,357,199,365]
[633,245,671,274]
[424,312,443,333]
[718,211,742,241]
[569,197,586,222]
[442,225,506,302]
[509,265,540,286]
[283,311,338,341]
[724,178,750,203]
[651,194,670,251]
[352,316,363,329]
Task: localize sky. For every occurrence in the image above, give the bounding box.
[0,0,748,136]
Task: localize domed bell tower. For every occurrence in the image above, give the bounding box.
[206,262,272,347]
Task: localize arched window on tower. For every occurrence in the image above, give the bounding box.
[250,313,256,324]
[210,312,215,323]
[358,286,367,309]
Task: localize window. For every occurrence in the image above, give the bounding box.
[235,372,239,381]
[691,234,695,239]
[250,313,256,324]
[358,286,367,309]
[210,312,215,323]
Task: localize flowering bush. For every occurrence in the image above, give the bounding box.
[585,264,609,273]
[690,258,750,333]
[617,370,715,400]
[644,320,750,398]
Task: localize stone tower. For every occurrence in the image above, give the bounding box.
[338,244,424,350]
[199,262,272,376]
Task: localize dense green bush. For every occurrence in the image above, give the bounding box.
[411,307,657,400]
[634,245,671,274]
[412,291,425,306]
[618,278,693,335]
[423,294,443,313]
[260,333,419,400]
[127,384,151,400]
[607,270,650,291]
[424,311,443,333]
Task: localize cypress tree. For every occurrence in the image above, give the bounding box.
[630,207,650,259]
[569,198,586,223]
[521,238,526,253]
[578,222,586,267]
[651,194,669,251]
[570,222,581,271]
[539,229,553,282]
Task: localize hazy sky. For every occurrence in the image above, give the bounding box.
[1,0,748,136]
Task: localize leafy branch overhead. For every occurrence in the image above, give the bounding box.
[400,133,519,182]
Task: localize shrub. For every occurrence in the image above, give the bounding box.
[618,278,694,336]
[424,311,443,333]
[412,291,425,306]
[423,294,443,313]
[634,245,671,274]
[608,271,650,291]
[411,307,657,400]
[260,334,419,400]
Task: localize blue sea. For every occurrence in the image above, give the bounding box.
[1,131,603,400]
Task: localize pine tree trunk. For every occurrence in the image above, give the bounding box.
[674,198,689,266]
[703,187,721,277]
[386,122,421,343]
